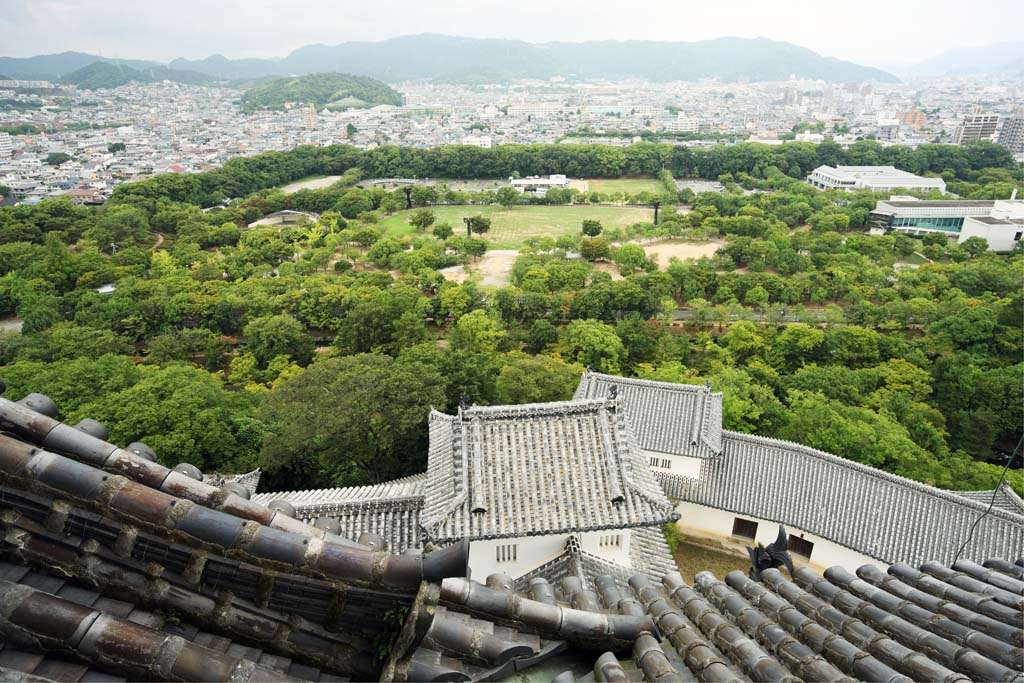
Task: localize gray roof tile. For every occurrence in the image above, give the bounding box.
[421,399,676,543]
[575,372,724,459]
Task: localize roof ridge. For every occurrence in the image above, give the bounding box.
[721,429,1024,522]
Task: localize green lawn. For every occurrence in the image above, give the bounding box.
[379,204,657,248]
[586,177,665,195]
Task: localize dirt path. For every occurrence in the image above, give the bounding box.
[642,240,724,268]
[439,250,519,287]
[280,176,342,193]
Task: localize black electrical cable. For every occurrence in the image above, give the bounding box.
[952,434,1022,565]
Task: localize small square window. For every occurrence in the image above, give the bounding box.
[788,535,814,559]
[732,517,758,540]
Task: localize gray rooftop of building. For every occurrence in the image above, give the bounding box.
[574,372,723,459]
[878,200,996,208]
[421,398,676,544]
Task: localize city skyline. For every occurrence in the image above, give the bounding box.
[2,0,1022,70]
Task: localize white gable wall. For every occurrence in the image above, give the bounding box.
[644,449,703,478]
[469,533,570,580]
[467,529,635,580]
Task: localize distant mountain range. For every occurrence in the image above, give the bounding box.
[0,35,898,84]
[896,42,1024,77]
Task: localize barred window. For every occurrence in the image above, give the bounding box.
[495,543,517,564]
[732,517,758,540]
[788,534,814,559]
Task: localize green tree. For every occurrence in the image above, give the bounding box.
[88,205,149,250]
[45,152,71,166]
[73,363,259,472]
[581,220,603,237]
[258,354,446,488]
[107,142,126,153]
[243,314,314,367]
[337,188,373,219]
[409,208,436,230]
[744,285,769,309]
[496,186,520,208]
[432,222,454,240]
[449,309,507,353]
[469,215,492,235]
[564,319,626,374]
[959,236,989,257]
[612,243,648,275]
[580,237,610,261]
[496,354,583,404]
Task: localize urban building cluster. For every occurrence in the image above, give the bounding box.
[1,73,1021,205]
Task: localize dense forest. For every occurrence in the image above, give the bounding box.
[0,140,1020,497]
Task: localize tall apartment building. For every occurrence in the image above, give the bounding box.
[0,132,12,158]
[953,112,999,144]
[996,109,1024,154]
[897,107,927,128]
[302,104,318,130]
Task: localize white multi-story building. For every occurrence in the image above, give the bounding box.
[807,165,946,193]
[0,133,13,158]
[869,194,1024,251]
[460,134,492,148]
[996,109,1024,156]
[958,197,1024,251]
[953,113,999,144]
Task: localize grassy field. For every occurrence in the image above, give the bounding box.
[379,204,657,248]
[671,540,750,584]
[585,177,665,195]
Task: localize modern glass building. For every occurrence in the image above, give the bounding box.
[868,198,996,235]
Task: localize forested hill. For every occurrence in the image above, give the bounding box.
[59,61,215,89]
[239,73,402,112]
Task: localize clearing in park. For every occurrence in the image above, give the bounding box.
[379,204,657,248]
[576,177,667,195]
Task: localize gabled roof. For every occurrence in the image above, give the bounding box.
[421,399,676,544]
[252,475,426,552]
[660,430,1024,566]
[955,482,1024,516]
[574,372,723,458]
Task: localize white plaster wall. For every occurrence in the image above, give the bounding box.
[643,450,703,478]
[958,217,1022,252]
[674,501,887,572]
[468,533,569,581]
[579,529,632,565]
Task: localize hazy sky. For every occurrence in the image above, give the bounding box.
[1,0,1020,68]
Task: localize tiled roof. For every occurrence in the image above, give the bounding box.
[203,467,262,496]
[2,382,1022,682]
[420,399,676,544]
[574,372,724,458]
[658,431,1024,566]
[0,393,470,681]
[955,483,1024,515]
[252,476,425,552]
[383,557,1024,682]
